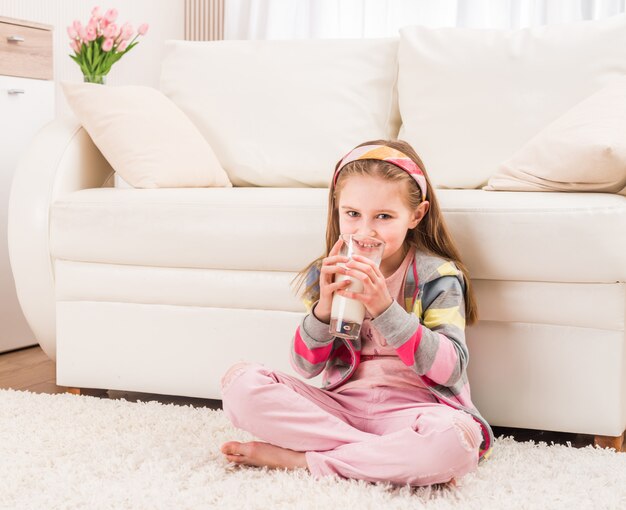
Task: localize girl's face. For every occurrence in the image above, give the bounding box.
[337,174,429,276]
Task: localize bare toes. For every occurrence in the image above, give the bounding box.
[225,454,247,464]
[221,441,243,455]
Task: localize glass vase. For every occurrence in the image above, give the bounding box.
[83,74,107,85]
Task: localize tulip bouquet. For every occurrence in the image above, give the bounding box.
[68,6,149,84]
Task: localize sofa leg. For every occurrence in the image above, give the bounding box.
[594,432,625,452]
[66,387,109,398]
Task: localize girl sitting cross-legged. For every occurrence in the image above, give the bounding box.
[220,139,493,487]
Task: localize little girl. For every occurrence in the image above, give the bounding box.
[220,140,494,487]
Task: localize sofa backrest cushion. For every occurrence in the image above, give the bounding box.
[160,39,400,187]
[484,78,626,194]
[398,14,626,189]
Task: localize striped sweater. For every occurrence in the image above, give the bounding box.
[291,249,494,461]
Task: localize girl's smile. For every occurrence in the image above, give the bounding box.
[352,236,385,250]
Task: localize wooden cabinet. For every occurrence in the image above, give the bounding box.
[0,17,53,80]
[1,17,54,353]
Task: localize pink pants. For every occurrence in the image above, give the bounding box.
[221,363,482,487]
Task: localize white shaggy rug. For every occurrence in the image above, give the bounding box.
[1,389,625,510]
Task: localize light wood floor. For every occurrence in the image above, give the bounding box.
[0,345,221,409]
[1,345,621,451]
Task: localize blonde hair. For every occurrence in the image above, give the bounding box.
[292,139,478,325]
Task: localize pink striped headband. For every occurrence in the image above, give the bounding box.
[333,144,427,202]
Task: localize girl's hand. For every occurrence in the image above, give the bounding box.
[336,254,393,318]
[313,238,351,323]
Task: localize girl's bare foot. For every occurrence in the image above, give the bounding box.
[221,441,309,471]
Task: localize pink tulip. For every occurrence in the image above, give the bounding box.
[102,38,114,52]
[104,8,118,23]
[104,23,119,39]
[68,8,147,76]
[120,22,134,40]
[91,6,103,20]
[85,26,97,41]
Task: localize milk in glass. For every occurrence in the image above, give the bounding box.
[329,234,385,340]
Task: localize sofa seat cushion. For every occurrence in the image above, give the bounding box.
[438,190,626,283]
[50,188,328,272]
[50,188,626,283]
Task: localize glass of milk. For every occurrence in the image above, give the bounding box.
[329,234,386,340]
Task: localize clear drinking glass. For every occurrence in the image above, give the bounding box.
[329,234,386,339]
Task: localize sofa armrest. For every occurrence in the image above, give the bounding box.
[7,116,114,360]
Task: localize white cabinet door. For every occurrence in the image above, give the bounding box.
[0,75,54,353]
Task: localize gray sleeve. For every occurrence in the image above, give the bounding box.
[371,300,419,346]
[372,274,469,387]
[301,304,335,345]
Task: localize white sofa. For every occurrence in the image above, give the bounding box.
[8,17,626,449]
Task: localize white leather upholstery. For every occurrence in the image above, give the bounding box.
[8,118,113,360]
[468,317,626,435]
[398,14,626,188]
[55,261,306,313]
[50,188,626,282]
[50,188,328,271]
[55,300,309,398]
[55,262,624,332]
[438,190,626,283]
[470,280,625,331]
[160,39,401,187]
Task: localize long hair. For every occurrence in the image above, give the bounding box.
[292,139,478,325]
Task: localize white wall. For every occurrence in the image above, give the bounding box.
[0,0,185,117]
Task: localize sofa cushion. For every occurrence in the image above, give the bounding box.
[438,190,626,283]
[51,188,328,272]
[484,78,626,193]
[62,82,231,189]
[50,188,626,283]
[159,39,400,187]
[397,14,626,189]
